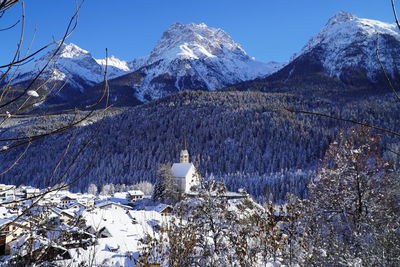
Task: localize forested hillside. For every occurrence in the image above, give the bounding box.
[1,90,399,201]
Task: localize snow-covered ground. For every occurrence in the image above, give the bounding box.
[64,207,169,266]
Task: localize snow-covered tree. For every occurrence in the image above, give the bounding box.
[152,163,181,204]
[100,183,115,196]
[132,181,154,195]
[142,179,269,266]
[87,183,98,195]
[303,127,400,265]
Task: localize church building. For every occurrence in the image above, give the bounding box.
[170,142,200,193]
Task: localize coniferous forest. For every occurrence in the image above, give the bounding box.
[1,90,400,202]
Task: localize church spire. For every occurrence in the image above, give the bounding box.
[183,134,187,150]
[180,134,189,163]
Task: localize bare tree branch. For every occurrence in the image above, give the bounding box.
[376,34,400,101]
[392,0,400,30]
[0,0,85,109]
[0,18,19,31]
[284,107,400,137]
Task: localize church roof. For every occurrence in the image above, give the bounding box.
[171,163,194,177]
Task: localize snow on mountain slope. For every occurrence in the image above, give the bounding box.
[128,56,148,71]
[9,24,284,105]
[147,22,247,64]
[291,11,400,81]
[13,43,131,91]
[129,23,284,101]
[95,55,132,79]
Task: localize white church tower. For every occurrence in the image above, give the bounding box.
[179,137,189,163]
[171,136,200,193]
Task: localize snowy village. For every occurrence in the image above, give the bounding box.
[0,148,203,263]
[0,147,258,266]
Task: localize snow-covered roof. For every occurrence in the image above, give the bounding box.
[128,210,164,223]
[50,207,63,216]
[144,204,173,213]
[61,210,75,218]
[128,190,144,196]
[0,215,18,227]
[96,201,131,210]
[60,196,76,201]
[73,207,162,266]
[108,197,130,205]
[171,163,194,178]
[186,191,248,199]
[0,184,15,190]
[66,202,86,208]
[25,188,40,193]
[113,192,129,199]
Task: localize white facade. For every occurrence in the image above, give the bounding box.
[127,190,144,201]
[0,185,16,203]
[180,149,189,163]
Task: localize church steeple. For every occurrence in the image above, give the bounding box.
[180,135,189,163]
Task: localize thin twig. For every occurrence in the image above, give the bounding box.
[284,107,400,137]
[0,0,85,109]
[392,0,400,30]
[0,19,19,31]
[0,141,30,175]
[375,34,400,101]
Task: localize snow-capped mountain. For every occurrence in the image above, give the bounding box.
[12,43,131,91]
[110,22,284,101]
[95,56,133,79]
[284,11,400,84]
[10,23,284,106]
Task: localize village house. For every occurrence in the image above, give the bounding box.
[144,204,173,217]
[96,201,132,211]
[127,190,144,202]
[59,196,77,209]
[0,185,16,203]
[46,208,76,225]
[0,219,30,255]
[24,187,40,199]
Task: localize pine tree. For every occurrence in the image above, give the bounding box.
[152,163,181,204]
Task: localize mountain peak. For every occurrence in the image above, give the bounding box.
[58,43,90,59]
[12,42,131,90]
[327,11,356,25]
[126,22,283,102]
[293,12,400,61]
[166,22,213,33]
[147,22,247,64]
[286,12,400,84]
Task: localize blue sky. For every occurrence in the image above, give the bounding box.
[0,0,396,65]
